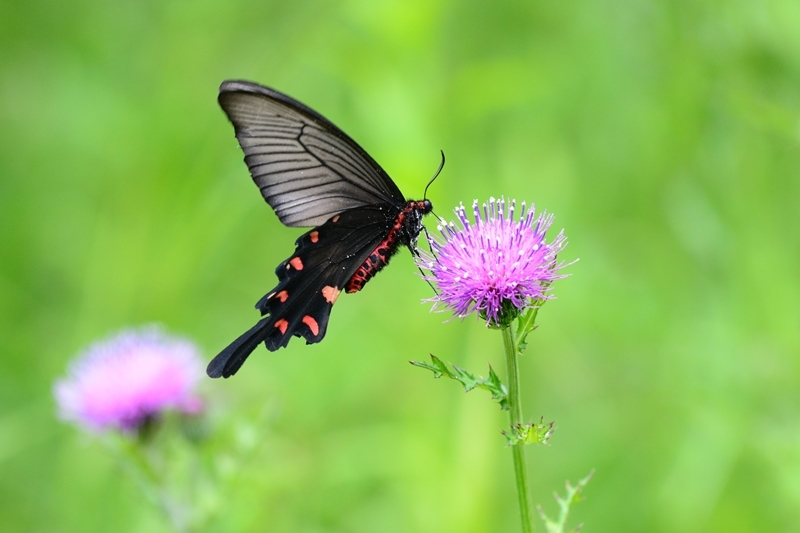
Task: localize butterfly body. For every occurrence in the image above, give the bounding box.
[346,200,430,293]
[208,81,432,379]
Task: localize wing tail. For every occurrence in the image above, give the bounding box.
[207,318,272,378]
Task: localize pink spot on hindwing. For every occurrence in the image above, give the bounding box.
[322,286,341,304]
[302,316,319,336]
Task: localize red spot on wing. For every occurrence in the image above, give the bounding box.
[274,319,289,334]
[321,286,341,304]
[289,257,304,270]
[332,215,340,223]
[309,231,319,243]
[275,290,288,303]
[302,315,319,336]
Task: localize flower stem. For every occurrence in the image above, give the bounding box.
[105,435,190,533]
[502,325,535,533]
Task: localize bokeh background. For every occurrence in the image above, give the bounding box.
[2,1,799,532]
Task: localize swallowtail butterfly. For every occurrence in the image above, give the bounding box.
[207,81,433,378]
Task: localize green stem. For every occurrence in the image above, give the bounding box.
[502,325,535,533]
[105,435,189,533]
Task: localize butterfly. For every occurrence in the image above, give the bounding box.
[207,80,433,378]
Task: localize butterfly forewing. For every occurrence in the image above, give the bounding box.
[218,81,405,227]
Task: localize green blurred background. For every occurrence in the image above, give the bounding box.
[2,0,799,531]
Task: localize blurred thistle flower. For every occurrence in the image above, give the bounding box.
[419,198,570,326]
[54,326,203,432]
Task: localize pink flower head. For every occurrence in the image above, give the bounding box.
[54,326,203,432]
[419,198,570,325]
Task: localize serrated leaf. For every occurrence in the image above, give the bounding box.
[410,355,509,410]
[537,470,594,533]
[501,417,555,446]
[409,354,449,378]
[516,304,541,351]
[486,366,510,410]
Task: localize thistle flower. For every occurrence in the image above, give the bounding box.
[54,326,203,432]
[419,198,569,326]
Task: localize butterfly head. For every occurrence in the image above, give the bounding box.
[398,199,433,252]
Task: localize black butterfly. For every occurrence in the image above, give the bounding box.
[207,80,433,378]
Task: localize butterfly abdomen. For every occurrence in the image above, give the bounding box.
[345,233,401,293]
[346,200,431,293]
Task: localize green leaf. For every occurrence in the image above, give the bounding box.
[515,303,541,352]
[501,417,555,446]
[486,366,510,410]
[410,355,509,410]
[537,470,594,533]
[409,353,450,378]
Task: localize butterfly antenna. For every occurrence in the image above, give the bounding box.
[425,151,447,224]
[424,150,445,200]
[412,151,446,296]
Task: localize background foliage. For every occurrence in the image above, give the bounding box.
[2,0,799,531]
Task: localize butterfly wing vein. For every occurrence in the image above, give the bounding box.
[218,82,405,228]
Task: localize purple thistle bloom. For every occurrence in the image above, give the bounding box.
[419,198,570,325]
[54,326,204,432]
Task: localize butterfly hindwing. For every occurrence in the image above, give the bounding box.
[207,204,400,378]
[218,81,406,227]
